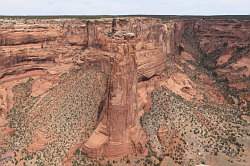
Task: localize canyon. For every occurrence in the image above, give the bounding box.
[0,16,249,165]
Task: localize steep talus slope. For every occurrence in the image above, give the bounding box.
[141,87,249,165]
[0,17,249,165]
[1,69,107,165]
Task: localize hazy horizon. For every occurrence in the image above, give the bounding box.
[0,0,249,16]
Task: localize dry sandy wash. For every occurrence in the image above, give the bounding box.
[0,16,249,165]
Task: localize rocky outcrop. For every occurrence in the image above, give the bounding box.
[0,17,249,165]
[0,18,172,161]
[171,19,250,105]
[196,20,250,104]
[80,18,171,157]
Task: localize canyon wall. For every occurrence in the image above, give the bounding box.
[0,17,249,162]
[0,18,174,159]
[172,19,250,104]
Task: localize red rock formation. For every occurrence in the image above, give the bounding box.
[172,19,250,104]
[81,18,170,157]
[0,17,249,163]
[0,18,171,159]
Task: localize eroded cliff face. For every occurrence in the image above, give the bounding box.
[0,18,173,164]
[0,17,249,165]
[172,19,250,104]
[197,20,250,104]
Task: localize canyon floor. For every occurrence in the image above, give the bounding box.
[0,16,249,166]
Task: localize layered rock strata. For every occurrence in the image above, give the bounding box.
[0,18,172,159]
[0,17,249,164]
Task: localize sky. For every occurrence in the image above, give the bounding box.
[0,0,249,16]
